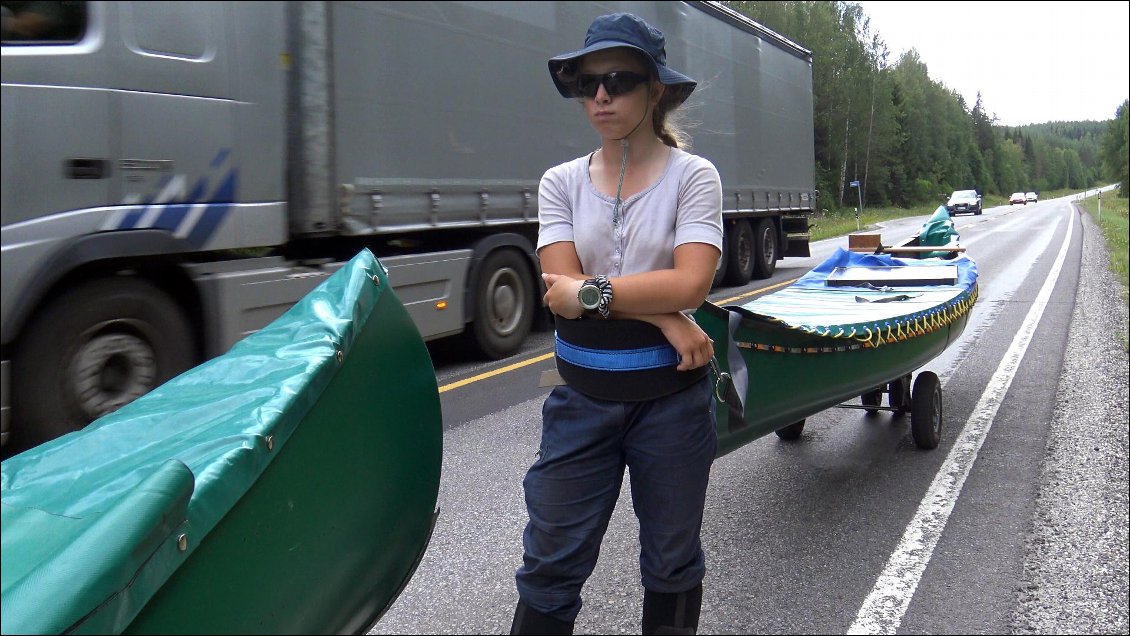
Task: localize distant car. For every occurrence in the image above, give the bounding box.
[1025,191,1038,203]
[946,189,982,215]
[1010,192,1027,205]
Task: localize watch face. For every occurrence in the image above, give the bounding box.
[579,284,601,309]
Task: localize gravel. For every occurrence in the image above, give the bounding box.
[1010,206,1130,634]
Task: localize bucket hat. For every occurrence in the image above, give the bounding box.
[548,12,696,105]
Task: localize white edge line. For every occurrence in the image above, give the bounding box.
[846,207,1076,634]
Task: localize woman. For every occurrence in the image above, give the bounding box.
[511,12,723,636]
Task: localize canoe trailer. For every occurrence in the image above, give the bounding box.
[697,214,977,457]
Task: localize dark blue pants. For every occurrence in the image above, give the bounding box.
[515,376,717,623]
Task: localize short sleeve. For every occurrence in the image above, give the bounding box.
[536,165,575,252]
[674,158,723,251]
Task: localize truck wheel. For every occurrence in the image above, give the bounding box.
[722,219,754,286]
[712,231,729,288]
[465,249,535,359]
[752,218,777,279]
[11,277,195,449]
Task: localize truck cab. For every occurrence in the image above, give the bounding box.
[2,2,289,450]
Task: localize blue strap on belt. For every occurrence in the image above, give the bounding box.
[555,334,680,371]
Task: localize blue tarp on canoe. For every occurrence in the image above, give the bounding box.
[733,248,978,344]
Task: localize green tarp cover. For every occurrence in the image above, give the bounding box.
[1,249,428,634]
[919,205,959,247]
[917,205,961,257]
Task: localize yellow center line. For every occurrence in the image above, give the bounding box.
[438,277,798,393]
[714,277,798,305]
[439,352,555,393]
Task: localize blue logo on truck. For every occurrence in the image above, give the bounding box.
[105,149,237,249]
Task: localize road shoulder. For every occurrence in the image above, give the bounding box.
[1011,204,1130,633]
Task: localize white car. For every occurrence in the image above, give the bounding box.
[1010,192,1026,205]
[946,189,982,215]
[1025,191,1038,203]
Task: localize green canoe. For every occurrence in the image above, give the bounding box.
[697,212,977,456]
[1,249,442,634]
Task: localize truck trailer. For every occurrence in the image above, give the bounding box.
[0,0,816,449]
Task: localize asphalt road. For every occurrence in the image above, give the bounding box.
[371,195,1128,635]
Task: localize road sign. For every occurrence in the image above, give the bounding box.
[849,180,860,187]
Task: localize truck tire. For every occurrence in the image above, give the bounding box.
[10,277,195,449]
[752,218,777,279]
[722,219,754,286]
[464,249,535,359]
[712,229,729,288]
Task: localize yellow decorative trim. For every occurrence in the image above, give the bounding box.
[736,283,979,353]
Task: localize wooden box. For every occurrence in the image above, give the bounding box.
[848,231,882,250]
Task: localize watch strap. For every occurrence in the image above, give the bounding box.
[591,274,613,318]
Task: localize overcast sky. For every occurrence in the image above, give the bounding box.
[853,1,1129,127]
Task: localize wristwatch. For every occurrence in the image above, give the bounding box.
[578,279,602,312]
[577,275,612,318]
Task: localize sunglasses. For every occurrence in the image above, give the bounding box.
[574,71,650,99]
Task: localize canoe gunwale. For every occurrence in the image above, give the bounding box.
[727,282,979,350]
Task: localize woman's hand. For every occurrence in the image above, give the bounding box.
[542,273,585,319]
[657,312,714,371]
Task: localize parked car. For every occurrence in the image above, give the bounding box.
[946,189,982,215]
[1010,192,1027,205]
[1025,191,1038,203]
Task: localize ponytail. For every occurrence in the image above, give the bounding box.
[652,89,691,149]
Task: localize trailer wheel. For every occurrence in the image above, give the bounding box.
[722,219,754,286]
[465,249,535,359]
[861,388,883,415]
[11,277,195,449]
[889,374,911,418]
[752,218,777,279]
[910,371,942,449]
[774,419,805,441]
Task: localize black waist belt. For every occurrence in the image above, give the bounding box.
[554,315,708,401]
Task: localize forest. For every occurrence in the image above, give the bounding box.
[723,1,1130,210]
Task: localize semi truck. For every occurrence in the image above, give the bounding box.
[0,0,816,450]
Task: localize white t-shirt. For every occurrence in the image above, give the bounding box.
[536,147,723,277]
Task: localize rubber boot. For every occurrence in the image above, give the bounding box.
[510,600,574,635]
[642,584,702,635]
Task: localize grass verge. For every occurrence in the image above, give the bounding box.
[808,203,944,242]
[1075,189,1129,348]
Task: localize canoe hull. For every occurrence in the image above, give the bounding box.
[1,249,442,635]
[123,267,441,634]
[696,289,972,458]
